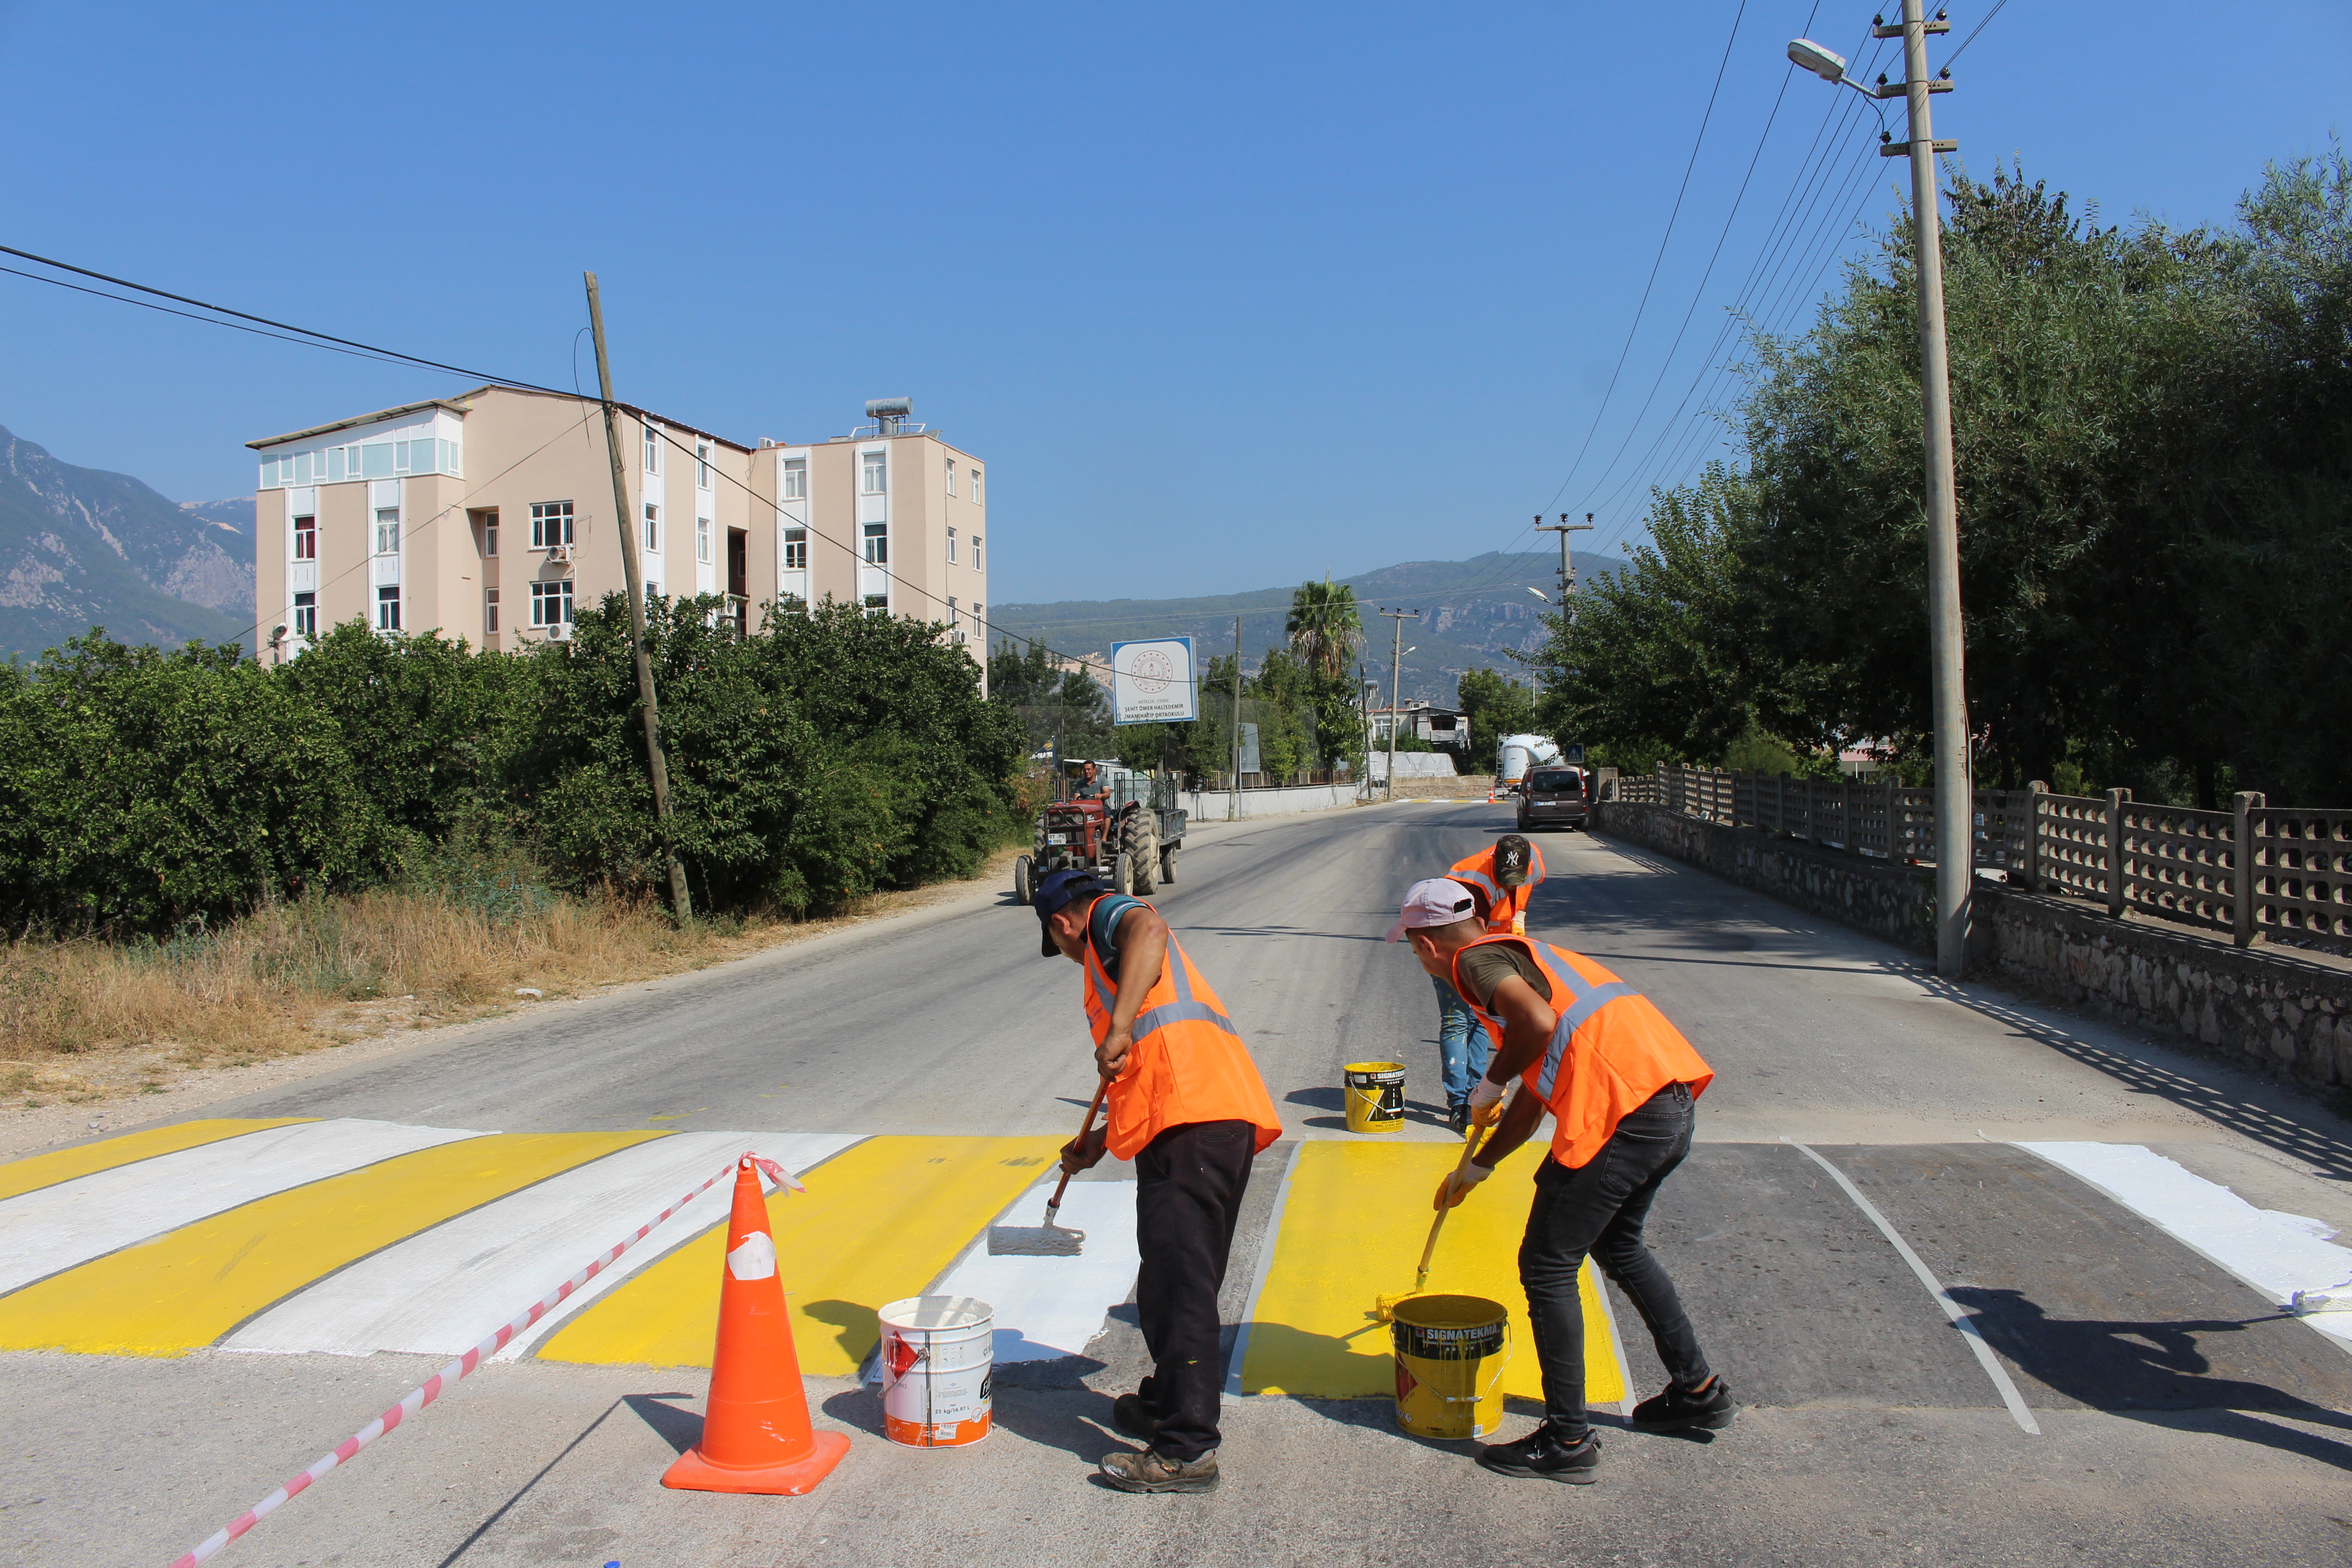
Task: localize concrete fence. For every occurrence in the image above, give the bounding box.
[1615,765,2352,960]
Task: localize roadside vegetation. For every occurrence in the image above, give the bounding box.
[1541,151,2352,807]
[0,595,1023,1080]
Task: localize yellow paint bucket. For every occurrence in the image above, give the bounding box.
[1390,1294,1509,1441]
[1342,1062,1406,1134]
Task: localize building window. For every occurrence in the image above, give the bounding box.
[862,451,886,494]
[293,592,317,638]
[696,442,712,489]
[643,504,660,553]
[970,469,981,504]
[696,515,711,564]
[783,527,808,569]
[946,458,956,496]
[376,585,402,632]
[485,588,500,635]
[374,508,400,555]
[863,593,888,615]
[530,501,574,549]
[531,580,574,627]
[483,514,499,557]
[972,534,982,571]
[946,526,957,564]
[862,521,887,565]
[647,580,660,600]
[972,602,983,634]
[643,422,661,473]
[946,596,958,630]
[782,456,806,500]
[293,514,317,561]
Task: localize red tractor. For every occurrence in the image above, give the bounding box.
[1012,762,1186,905]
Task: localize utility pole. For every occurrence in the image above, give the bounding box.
[1229,614,1243,821]
[1532,512,1592,735]
[1379,607,1420,802]
[584,272,692,921]
[1876,0,1970,979]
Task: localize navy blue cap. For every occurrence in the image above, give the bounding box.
[1035,869,1107,956]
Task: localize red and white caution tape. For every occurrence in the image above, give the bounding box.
[169,1151,799,1568]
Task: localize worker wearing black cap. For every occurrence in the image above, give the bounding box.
[1030,868,1282,1494]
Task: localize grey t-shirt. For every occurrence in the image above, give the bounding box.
[1457,942,1554,1013]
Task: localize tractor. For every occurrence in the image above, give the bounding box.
[1012,761,1187,905]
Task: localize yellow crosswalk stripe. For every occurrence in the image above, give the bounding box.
[0,1118,315,1204]
[0,1131,657,1356]
[535,1135,1063,1376]
[1239,1141,1626,1404]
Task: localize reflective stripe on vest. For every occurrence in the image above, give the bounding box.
[1534,980,1637,1099]
[1086,938,1240,1040]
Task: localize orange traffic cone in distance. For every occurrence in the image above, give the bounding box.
[662,1156,850,1495]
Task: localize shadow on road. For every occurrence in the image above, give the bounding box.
[435,1391,694,1565]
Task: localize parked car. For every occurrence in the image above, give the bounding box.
[1516,766,1590,831]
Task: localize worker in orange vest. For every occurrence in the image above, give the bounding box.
[1035,867,1282,1494]
[1388,877,1732,1484]
[1422,835,1542,1135]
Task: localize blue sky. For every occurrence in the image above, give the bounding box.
[3,1,2344,605]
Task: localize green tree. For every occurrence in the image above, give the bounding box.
[1456,667,1536,757]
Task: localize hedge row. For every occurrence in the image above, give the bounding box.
[0,595,1025,934]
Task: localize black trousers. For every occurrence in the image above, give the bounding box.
[1133,1119,1256,1461]
[1519,1083,1711,1441]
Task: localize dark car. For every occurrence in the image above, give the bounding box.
[1516,767,1590,831]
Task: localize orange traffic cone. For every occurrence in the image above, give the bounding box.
[662,1156,850,1495]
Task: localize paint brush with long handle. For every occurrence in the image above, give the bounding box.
[1372,1120,1493,1324]
[988,1081,1108,1257]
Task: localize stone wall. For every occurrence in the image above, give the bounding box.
[1594,800,2352,1093]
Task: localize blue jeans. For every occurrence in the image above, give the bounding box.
[1430,976,1492,1107]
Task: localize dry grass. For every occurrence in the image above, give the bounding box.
[0,849,1019,1109]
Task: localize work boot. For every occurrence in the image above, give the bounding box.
[1448,1102,1472,1137]
[1629,1376,1737,1433]
[1098,1446,1220,1493]
[1112,1392,1161,1443]
[1476,1423,1600,1484]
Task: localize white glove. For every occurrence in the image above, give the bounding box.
[1467,1077,1505,1111]
[1511,913,1527,936]
[1459,1160,1494,1186]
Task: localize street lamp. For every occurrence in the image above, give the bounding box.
[1790,1,1971,981]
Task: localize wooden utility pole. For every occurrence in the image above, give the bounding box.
[1379,607,1420,801]
[584,271,692,921]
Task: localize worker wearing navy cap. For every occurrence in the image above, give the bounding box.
[1031,868,1281,1493]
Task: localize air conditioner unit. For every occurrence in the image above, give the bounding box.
[951,629,968,644]
[548,543,574,564]
[545,622,571,642]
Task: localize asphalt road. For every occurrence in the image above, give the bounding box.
[9,799,2352,1567]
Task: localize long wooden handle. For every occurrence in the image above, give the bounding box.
[1043,1080,1111,1222]
[1412,1124,1491,1278]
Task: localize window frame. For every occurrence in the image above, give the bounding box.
[376,584,402,632]
[529,579,574,628]
[529,501,575,550]
[861,450,887,495]
[485,588,500,636]
[374,508,401,556]
[696,441,713,490]
[783,526,808,570]
[696,514,711,564]
[292,591,317,638]
[862,520,887,565]
[972,534,982,571]
[293,514,317,561]
[643,503,660,554]
[781,456,807,500]
[643,421,662,474]
[946,526,957,564]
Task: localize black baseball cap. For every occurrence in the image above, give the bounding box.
[1034,869,1107,957]
[1494,834,1534,887]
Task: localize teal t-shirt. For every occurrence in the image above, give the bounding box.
[1088,893,1146,980]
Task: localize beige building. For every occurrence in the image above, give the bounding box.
[249,388,990,675]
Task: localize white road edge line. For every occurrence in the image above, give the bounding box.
[1223,1140,1303,1397]
[1591,1262,1637,1418]
[1785,1139,2041,1435]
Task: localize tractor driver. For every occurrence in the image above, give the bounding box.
[1033,867,1282,1494]
[1072,761,1107,799]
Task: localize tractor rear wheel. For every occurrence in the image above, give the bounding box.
[1123,808,1159,894]
[1159,846,1177,884]
[1013,854,1034,906]
[1112,851,1134,897]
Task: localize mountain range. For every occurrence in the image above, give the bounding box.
[0,426,255,662]
[990,549,1627,707]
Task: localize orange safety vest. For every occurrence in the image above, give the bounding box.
[1450,843,1546,935]
[1449,935,1711,1169]
[1080,898,1283,1160]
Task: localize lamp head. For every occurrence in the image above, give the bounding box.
[1787,38,1847,82]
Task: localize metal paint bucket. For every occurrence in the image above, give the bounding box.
[1391,1294,1509,1440]
[1343,1061,1407,1133]
[876,1295,994,1448]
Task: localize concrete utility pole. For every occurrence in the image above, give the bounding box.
[1379,607,1420,802]
[1229,615,1243,821]
[584,271,692,921]
[1789,4,1968,978]
[1532,511,1592,726]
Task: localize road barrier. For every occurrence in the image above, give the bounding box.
[169,1154,802,1567]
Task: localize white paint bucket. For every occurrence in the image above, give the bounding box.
[876,1295,994,1448]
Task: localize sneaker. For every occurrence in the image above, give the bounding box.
[1448,1102,1472,1137]
[1476,1423,1600,1484]
[1112,1392,1161,1443]
[1098,1446,1220,1493]
[1629,1376,1737,1433]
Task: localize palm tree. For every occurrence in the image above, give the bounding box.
[1286,577,1363,683]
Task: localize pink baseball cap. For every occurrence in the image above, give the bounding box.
[1385,877,1481,942]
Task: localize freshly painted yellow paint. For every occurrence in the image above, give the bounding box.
[536,1135,1063,1376]
[0,1131,656,1356]
[1239,1140,1625,1405]
[0,1118,316,1204]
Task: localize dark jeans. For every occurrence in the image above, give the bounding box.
[1518,1083,1710,1441]
[1133,1119,1256,1461]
